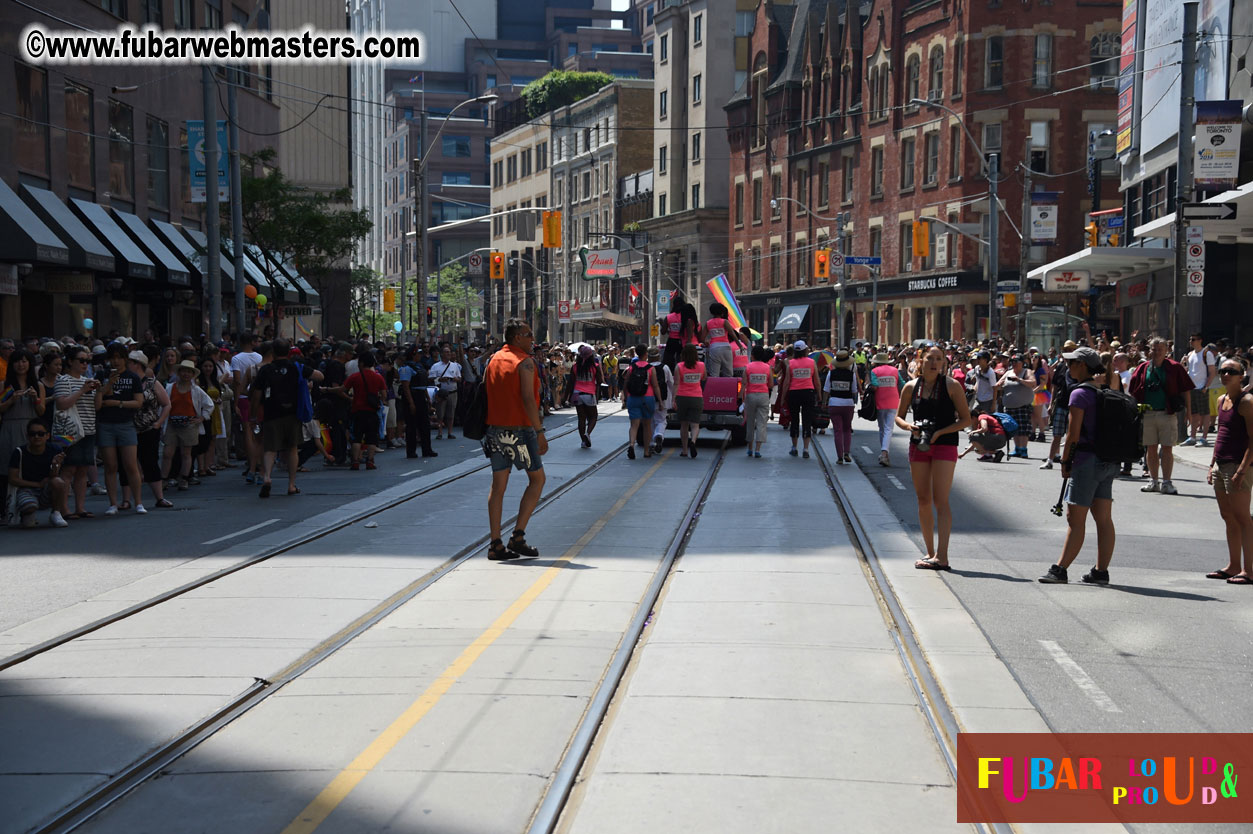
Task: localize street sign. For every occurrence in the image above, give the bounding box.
[1044,270,1091,293]
[1106,216,1125,228]
[997,280,1019,291]
[656,290,671,317]
[1186,269,1205,297]
[830,251,845,269]
[1185,225,1204,245]
[1023,292,1033,305]
[1181,202,1237,221]
[557,300,571,323]
[1186,242,1206,270]
[845,256,882,265]
[468,252,484,276]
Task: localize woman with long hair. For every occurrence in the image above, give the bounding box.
[571,345,602,447]
[673,343,707,457]
[196,357,223,478]
[1206,357,1253,584]
[0,349,46,500]
[622,344,660,460]
[702,302,745,378]
[896,345,972,570]
[37,350,62,431]
[823,348,859,463]
[780,341,817,458]
[121,350,173,509]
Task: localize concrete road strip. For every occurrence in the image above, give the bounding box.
[1038,639,1122,713]
[885,475,907,491]
[201,519,280,546]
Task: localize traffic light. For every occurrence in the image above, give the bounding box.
[489,251,505,280]
[912,220,930,258]
[1085,222,1099,247]
[382,287,396,313]
[426,306,433,324]
[542,210,561,248]
[813,248,831,280]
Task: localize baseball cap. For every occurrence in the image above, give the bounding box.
[793,340,808,351]
[1062,346,1103,370]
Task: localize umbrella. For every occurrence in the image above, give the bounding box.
[567,341,592,353]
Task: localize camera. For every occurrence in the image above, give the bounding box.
[914,419,936,452]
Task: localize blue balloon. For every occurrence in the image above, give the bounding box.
[83,318,94,330]
[393,320,403,333]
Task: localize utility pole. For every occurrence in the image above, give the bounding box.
[1018,136,1033,347]
[987,153,1000,340]
[202,67,222,343]
[399,207,408,340]
[227,78,245,338]
[835,213,849,347]
[417,111,429,341]
[1172,1,1199,351]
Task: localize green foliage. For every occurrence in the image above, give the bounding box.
[521,70,615,119]
[348,265,384,335]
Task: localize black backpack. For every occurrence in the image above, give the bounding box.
[1077,383,1143,463]
[461,357,490,441]
[624,361,650,397]
[650,361,668,401]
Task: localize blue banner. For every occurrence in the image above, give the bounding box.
[188,119,229,203]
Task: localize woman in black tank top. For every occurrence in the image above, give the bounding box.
[895,345,972,570]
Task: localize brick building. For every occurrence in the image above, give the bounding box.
[725,0,1121,348]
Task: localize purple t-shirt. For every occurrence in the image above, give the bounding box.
[1068,385,1099,465]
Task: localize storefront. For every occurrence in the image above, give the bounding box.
[741,286,839,348]
[0,179,74,337]
[1116,269,1175,340]
[844,270,988,345]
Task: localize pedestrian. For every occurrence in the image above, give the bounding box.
[781,340,817,459]
[823,348,858,463]
[163,359,213,492]
[343,350,387,471]
[1183,333,1218,446]
[251,338,311,496]
[1039,347,1120,585]
[572,345,602,448]
[648,345,672,455]
[0,349,46,501]
[53,346,100,519]
[1205,357,1253,584]
[897,345,972,570]
[7,419,70,528]
[94,342,147,516]
[968,350,998,415]
[1128,337,1194,495]
[1041,345,1078,470]
[995,354,1035,459]
[483,320,546,561]
[673,344,705,458]
[121,350,172,509]
[869,350,901,466]
[662,291,692,372]
[230,333,264,482]
[623,344,662,459]
[398,346,437,459]
[960,412,1008,462]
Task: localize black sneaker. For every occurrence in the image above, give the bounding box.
[508,531,540,559]
[627,445,636,460]
[1081,567,1110,586]
[1038,564,1068,584]
[993,451,1005,463]
[487,539,519,561]
[653,436,663,454]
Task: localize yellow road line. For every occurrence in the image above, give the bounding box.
[282,451,671,834]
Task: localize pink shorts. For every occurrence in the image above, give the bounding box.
[909,444,959,463]
[237,397,252,423]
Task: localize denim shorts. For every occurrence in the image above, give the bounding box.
[1065,456,1119,507]
[484,425,543,472]
[625,395,655,421]
[96,420,137,448]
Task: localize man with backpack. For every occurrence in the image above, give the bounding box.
[1039,347,1139,585]
[251,338,314,498]
[343,351,387,471]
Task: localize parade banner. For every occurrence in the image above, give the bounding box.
[705,273,747,330]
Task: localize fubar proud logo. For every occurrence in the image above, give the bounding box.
[956,733,1251,823]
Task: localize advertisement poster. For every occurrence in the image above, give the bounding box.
[188,120,229,203]
[1029,192,1060,243]
[1194,100,1242,190]
[1117,0,1137,154]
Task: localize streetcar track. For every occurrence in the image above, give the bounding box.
[28,429,636,834]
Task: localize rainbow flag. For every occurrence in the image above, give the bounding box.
[705,273,747,331]
[295,316,314,338]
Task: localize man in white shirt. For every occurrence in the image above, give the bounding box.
[1182,333,1217,446]
[429,346,463,439]
[228,333,263,472]
[969,351,999,414]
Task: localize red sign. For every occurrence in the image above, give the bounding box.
[557,300,571,323]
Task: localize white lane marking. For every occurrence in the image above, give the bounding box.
[862,445,875,455]
[400,469,423,477]
[885,474,907,491]
[202,518,280,546]
[1038,640,1122,713]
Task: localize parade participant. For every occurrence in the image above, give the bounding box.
[781,340,817,458]
[648,346,672,454]
[8,419,69,528]
[732,326,753,381]
[823,349,858,463]
[621,344,660,460]
[662,291,691,372]
[897,345,971,570]
[1205,358,1253,584]
[702,303,743,378]
[743,345,773,458]
[673,344,706,458]
[869,350,901,466]
[572,345,602,447]
[1128,337,1194,495]
[94,343,146,515]
[484,320,546,561]
[1039,347,1120,585]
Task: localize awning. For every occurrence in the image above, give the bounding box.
[230,243,286,302]
[20,186,113,272]
[1026,246,1176,286]
[111,209,191,286]
[68,199,154,279]
[773,304,809,331]
[0,178,69,265]
[275,257,320,305]
[570,309,638,328]
[244,244,298,303]
[178,227,238,294]
[1134,178,1253,244]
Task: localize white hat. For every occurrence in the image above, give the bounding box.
[793,340,808,351]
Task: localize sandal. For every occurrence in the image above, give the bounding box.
[287,487,301,495]
[155,499,174,508]
[77,511,95,519]
[119,502,131,511]
[296,466,311,473]
[1226,575,1253,585]
[915,558,952,571]
[1206,569,1236,580]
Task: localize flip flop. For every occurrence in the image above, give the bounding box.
[1226,575,1253,585]
[287,487,301,495]
[915,558,952,571]
[1206,569,1235,580]
[77,511,95,519]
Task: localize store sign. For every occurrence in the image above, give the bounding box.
[1194,100,1243,190]
[848,271,984,300]
[1029,192,1060,243]
[45,274,95,294]
[906,275,961,293]
[1044,270,1091,293]
[0,265,17,296]
[579,247,619,280]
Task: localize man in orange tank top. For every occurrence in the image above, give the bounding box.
[484,320,548,561]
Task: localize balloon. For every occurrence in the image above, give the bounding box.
[83,318,94,330]
[255,293,267,307]
[393,320,403,333]
[244,284,258,300]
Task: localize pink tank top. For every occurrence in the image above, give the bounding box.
[706,317,729,344]
[573,365,596,394]
[872,365,902,409]
[675,361,705,397]
[745,361,771,394]
[732,342,750,370]
[631,359,655,398]
[788,357,817,390]
[666,313,682,340]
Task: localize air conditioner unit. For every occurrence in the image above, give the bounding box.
[1101,76,1118,89]
[903,261,913,272]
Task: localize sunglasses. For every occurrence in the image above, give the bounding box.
[27,430,47,438]
[1220,368,1243,376]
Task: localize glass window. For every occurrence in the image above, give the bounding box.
[660,34,668,62]
[442,135,471,157]
[736,12,754,37]
[205,0,222,28]
[841,157,853,202]
[179,125,194,219]
[147,117,169,211]
[442,171,472,185]
[752,178,762,223]
[142,0,162,24]
[1033,34,1052,88]
[929,47,944,100]
[102,0,127,17]
[751,247,761,290]
[694,14,702,44]
[905,55,920,104]
[949,125,962,179]
[65,82,94,191]
[899,222,913,272]
[900,138,915,190]
[795,168,807,208]
[734,182,743,226]
[693,74,702,104]
[15,64,49,178]
[818,161,829,206]
[174,0,191,28]
[659,144,667,174]
[692,132,701,162]
[691,184,700,210]
[871,147,884,196]
[870,227,882,258]
[646,4,654,25]
[985,36,1004,89]
[659,90,668,119]
[109,99,135,203]
[771,173,781,218]
[924,132,939,185]
[770,245,780,288]
[659,193,667,216]
[1089,33,1120,85]
[953,40,964,95]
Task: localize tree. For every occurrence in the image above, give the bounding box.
[348,265,393,337]
[426,262,474,337]
[520,70,614,119]
[234,148,373,307]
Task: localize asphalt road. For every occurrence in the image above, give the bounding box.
[0,411,585,633]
